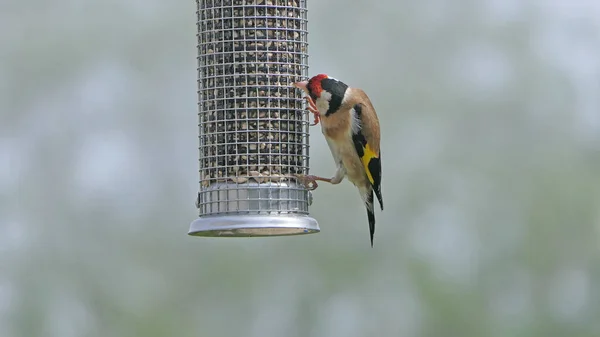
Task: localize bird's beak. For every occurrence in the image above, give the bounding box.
[293,80,309,94]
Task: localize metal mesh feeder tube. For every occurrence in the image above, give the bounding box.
[189,0,320,237]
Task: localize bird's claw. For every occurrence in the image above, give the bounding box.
[309,114,320,126]
[303,96,321,126]
[293,174,319,190]
[304,95,318,110]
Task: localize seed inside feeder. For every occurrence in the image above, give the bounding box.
[198,0,308,186]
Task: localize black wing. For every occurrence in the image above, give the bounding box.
[351,103,383,210]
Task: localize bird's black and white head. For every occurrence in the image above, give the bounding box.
[294,74,349,116]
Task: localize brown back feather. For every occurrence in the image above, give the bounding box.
[342,88,381,154]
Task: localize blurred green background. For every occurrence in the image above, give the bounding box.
[2,0,600,336]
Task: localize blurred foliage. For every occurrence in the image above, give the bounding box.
[2,0,600,336]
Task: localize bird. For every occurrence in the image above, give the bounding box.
[293,74,383,246]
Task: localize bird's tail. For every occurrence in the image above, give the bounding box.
[359,186,376,247]
[366,191,376,247]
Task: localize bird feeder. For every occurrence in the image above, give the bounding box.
[189,0,320,237]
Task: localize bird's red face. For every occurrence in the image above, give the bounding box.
[293,74,329,101]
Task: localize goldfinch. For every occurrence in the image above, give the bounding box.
[293,74,383,246]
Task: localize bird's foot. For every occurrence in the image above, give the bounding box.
[294,174,319,190]
[293,174,331,191]
[310,113,320,126]
[304,96,321,126]
[304,95,318,111]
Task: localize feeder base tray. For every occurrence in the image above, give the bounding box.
[188,214,320,237]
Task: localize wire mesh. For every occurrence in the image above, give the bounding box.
[195,0,313,221]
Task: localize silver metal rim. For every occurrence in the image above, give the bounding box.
[188,214,320,237]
